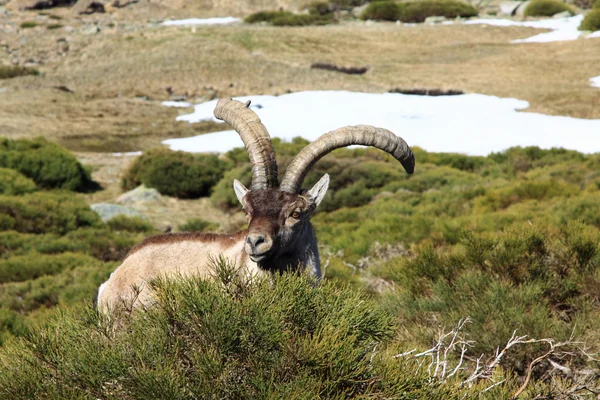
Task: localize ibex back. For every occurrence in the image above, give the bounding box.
[97,98,415,313]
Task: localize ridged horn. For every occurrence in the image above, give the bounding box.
[280,125,415,193]
[214,98,279,190]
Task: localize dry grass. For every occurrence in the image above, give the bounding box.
[1,19,599,153]
[1,10,599,227]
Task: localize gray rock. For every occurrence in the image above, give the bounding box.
[552,10,572,18]
[425,16,447,24]
[91,203,144,222]
[499,1,522,16]
[80,25,100,35]
[515,1,530,16]
[116,185,162,205]
[351,3,369,18]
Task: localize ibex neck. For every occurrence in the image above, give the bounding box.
[258,222,321,279]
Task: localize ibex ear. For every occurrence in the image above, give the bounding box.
[233,180,249,206]
[307,174,329,207]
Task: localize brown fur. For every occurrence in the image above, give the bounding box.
[128,230,248,256]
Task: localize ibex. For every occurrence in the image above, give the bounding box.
[97,98,415,313]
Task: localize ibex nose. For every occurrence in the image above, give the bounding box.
[246,233,272,256]
[247,233,265,249]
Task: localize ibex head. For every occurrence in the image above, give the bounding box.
[214,98,415,273]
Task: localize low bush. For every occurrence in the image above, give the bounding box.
[106,215,154,233]
[360,1,400,20]
[0,65,40,80]
[306,1,332,15]
[396,0,479,22]
[0,137,97,191]
[46,23,63,30]
[19,21,38,29]
[376,223,600,374]
[178,218,218,232]
[0,252,99,284]
[524,0,574,16]
[0,228,138,262]
[0,263,409,399]
[0,168,36,195]
[579,9,600,30]
[0,192,102,235]
[245,10,334,25]
[121,149,231,199]
[474,180,579,212]
[210,164,252,210]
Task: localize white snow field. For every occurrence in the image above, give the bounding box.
[591,76,600,88]
[464,15,586,43]
[162,91,600,156]
[160,17,241,26]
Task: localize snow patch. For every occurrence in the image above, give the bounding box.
[591,76,600,88]
[464,15,585,43]
[160,17,241,26]
[162,101,193,108]
[112,151,143,157]
[161,91,600,156]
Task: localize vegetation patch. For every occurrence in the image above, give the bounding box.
[245,10,335,26]
[0,192,102,235]
[397,0,479,23]
[389,87,464,96]
[580,9,600,30]
[360,1,400,21]
[524,0,574,16]
[0,66,39,80]
[0,138,97,192]
[0,169,37,195]
[178,218,218,232]
[361,0,478,22]
[19,21,39,29]
[121,149,232,199]
[310,62,368,75]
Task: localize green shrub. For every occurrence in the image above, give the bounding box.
[19,21,38,29]
[0,252,99,284]
[46,23,63,29]
[595,0,600,7]
[0,65,39,80]
[0,168,36,195]
[178,218,218,232]
[0,260,114,315]
[580,9,600,30]
[122,149,231,199]
[474,180,579,212]
[245,10,334,25]
[244,10,282,23]
[0,262,409,399]
[210,164,252,210]
[106,215,154,233]
[396,0,479,22]
[0,192,102,235]
[307,1,332,15]
[0,137,97,191]
[524,0,574,16]
[360,1,400,20]
[0,228,138,262]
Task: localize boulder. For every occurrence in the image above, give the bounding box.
[552,10,572,18]
[116,185,162,205]
[499,1,522,16]
[515,1,530,16]
[91,203,145,222]
[425,16,447,24]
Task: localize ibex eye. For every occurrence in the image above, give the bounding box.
[291,212,300,219]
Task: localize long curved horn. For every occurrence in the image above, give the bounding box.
[280,125,414,194]
[214,98,279,190]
